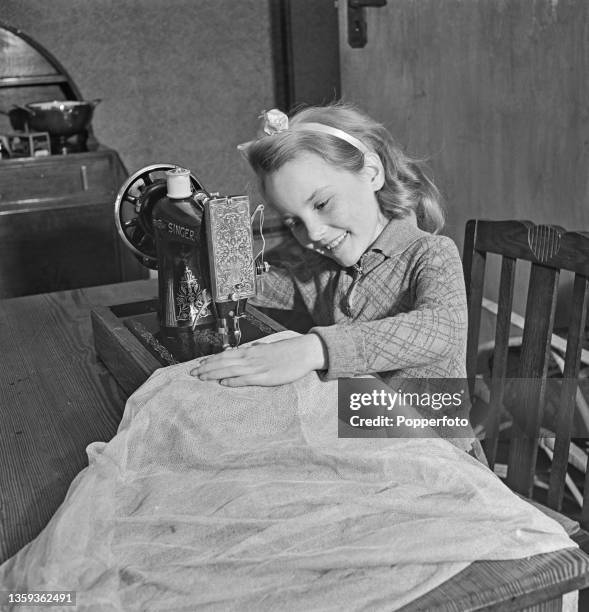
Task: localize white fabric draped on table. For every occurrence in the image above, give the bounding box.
[0,332,578,611]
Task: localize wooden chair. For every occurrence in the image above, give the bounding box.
[463,219,589,535]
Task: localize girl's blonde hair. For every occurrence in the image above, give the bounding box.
[243,102,445,234]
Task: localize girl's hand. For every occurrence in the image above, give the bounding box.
[190,334,327,387]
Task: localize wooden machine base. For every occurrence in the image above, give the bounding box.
[91,299,285,397]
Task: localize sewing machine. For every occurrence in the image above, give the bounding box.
[113,164,268,362]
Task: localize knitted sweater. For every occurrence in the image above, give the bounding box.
[251,215,468,386]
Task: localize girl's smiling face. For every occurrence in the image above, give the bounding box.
[263,153,387,267]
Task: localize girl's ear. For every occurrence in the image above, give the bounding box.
[363,152,385,192]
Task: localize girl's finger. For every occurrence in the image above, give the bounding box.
[219,374,269,387]
[191,354,247,376]
[195,362,264,380]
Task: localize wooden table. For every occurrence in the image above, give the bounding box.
[1,280,589,610]
[0,280,157,563]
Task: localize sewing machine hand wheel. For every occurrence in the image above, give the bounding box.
[114,163,206,269]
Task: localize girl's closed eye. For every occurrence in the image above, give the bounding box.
[315,199,330,211]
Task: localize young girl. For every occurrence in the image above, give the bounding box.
[192,102,466,378]
[190,102,481,455]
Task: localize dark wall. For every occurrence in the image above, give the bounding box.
[2,0,275,195]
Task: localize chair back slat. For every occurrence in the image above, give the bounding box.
[506,263,559,496]
[464,220,486,389]
[548,274,589,512]
[484,256,516,468]
[583,469,589,529]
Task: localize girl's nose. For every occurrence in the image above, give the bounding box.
[303,220,326,243]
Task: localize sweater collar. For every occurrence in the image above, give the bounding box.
[369,213,426,258]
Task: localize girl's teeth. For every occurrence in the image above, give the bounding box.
[326,232,347,250]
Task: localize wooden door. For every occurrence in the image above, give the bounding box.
[338,0,589,247]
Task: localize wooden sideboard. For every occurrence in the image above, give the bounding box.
[0,148,147,298]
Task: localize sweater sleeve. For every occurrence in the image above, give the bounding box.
[248,264,298,310]
[309,238,468,378]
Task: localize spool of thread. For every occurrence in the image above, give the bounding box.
[166,167,192,199]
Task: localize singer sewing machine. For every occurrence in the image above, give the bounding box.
[91,164,284,392]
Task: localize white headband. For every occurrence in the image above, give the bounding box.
[237,108,370,156]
